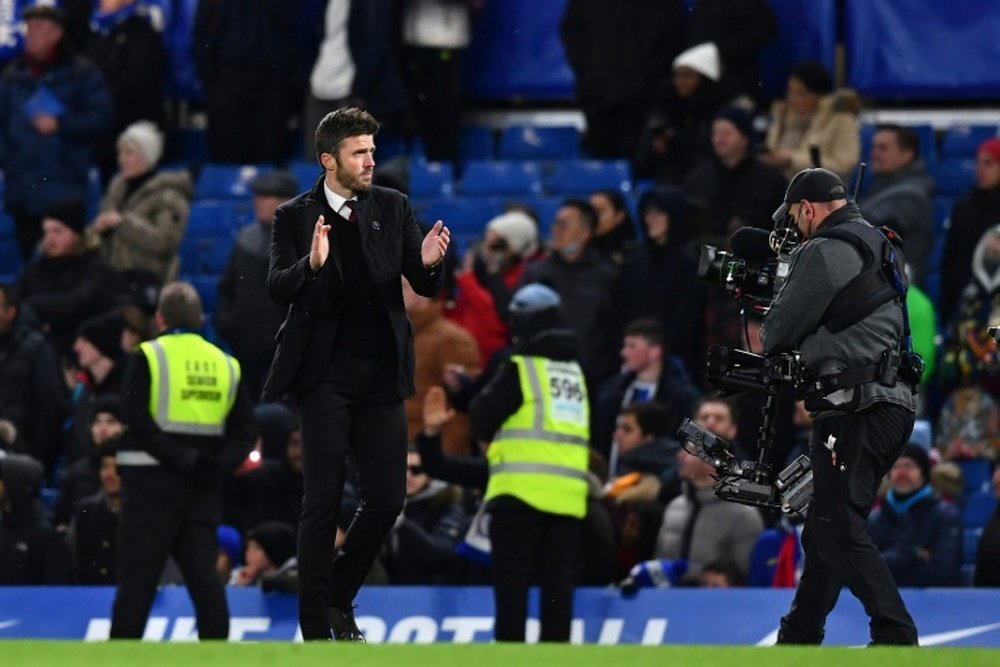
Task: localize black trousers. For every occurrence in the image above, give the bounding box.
[295,384,407,640]
[488,497,581,643]
[778,402,918,645]
[110,483,228,639]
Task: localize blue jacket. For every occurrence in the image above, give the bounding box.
[0,42,112,216]
[867,488,963,587]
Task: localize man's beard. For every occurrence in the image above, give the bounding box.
[335,161,372,193]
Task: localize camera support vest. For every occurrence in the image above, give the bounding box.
[139,333,240,436]
[484,355,590,519]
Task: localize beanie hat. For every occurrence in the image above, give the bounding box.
[217,524,243,567]
[249,170,300,198]
[486,211,538,257]
[900,443,931,483]
[714,106,754,142]
[44,198,87,236]
[673,42,721,82]
[247,521,297,568]
[978,137,1000,165]
[77,312,124,361]
[117,121,164,168]
[789,60,834,95]
[91,394,124,425]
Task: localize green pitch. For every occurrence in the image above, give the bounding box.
[0,642,997,667]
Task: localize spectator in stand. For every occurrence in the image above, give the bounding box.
[0,283,66,473]
[227,412,303,532]
[67,448,122,584]
[231,521,297,587]
[603,402,683,506]
[404,277,480,456]
[53,394,125,529]
[305,0,411,160]
[973,461,1000,587]
[0,3,112,259]
[446,210,538,366]
[684,0,778,109]
[940,138,1000,323]
[700,558,747,588]
[655,397,764,583]
[588,189,638,268]
[683,106,788,247]
[867,445,962,587]
[634,43,721,186]
[64,311,127,465]
[560,0,685,159]
[217,171,300,401]
[591,318,700,462]
[84,0,167,184]
[16,199,117,360]
[0,454,73,584]
[861,124,935,288]
[383,446,468,584]
[401,0,479,162]
[519,199,622,388]
[619,186,705,376]
[760,60,861,182]
[193,0,300,164]
[85,122,193,287]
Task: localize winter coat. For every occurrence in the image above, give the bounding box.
[764,89,861,181]
[68,490,119,585]
[385,480,467,584]
[867,489,962,587]
[0,41,112,217]
[88,170,194,284]
[940,186,1000,323]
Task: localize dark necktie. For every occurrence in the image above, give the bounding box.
[344,200,357,224]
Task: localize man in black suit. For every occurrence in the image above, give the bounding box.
[263,107,450,641]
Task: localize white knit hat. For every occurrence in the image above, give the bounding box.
[673,42,721,82]
[117,120,164,168]
[486,211,538,257]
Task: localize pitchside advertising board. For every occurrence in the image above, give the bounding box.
[1,587,999,646]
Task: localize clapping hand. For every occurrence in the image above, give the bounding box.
[309,215,331,272]
[421,220,451,268]
[422,386,455,437]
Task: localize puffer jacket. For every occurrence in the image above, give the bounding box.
[764,88,862,181]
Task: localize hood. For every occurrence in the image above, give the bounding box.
[0,454,44,527]
[971,223,1000,294]
[637,185,692,248]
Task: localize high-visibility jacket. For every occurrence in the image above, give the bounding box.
[139,332,240,436]
[484,354,590,518]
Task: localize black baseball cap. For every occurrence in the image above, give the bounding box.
[21,3,66,26]
[782,168,847,204]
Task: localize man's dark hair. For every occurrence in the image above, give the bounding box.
[623,317,665,348]
[157,282,203,330]
[622,401,672,439]
[314,107,380,162]
[875,123,920,160]
[701,557,747,586]
[692,394,738,424]
[560,198,598,234]
[0,283,19,311]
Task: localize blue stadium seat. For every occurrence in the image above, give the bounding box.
[498,125,581,160]
[179,235,233,275]
[515,195,564,229]
[962,491,997,529]
[375,129,408,162]
[457,160,542,197]
[195,164,273,200]
[932,196,954,234]
[409,161,455,198]
[0,238,21,277]
[931,157,977,197]
[544,160,631,197]
[289,160,321,193]
[0,209,13,237]
[458,126,496,163]
[183,274,220,316]
[166,128,208,165]
[958,458,994,498]
[412,196,504,237]
[187,200,242,237]
[940,124,998,158]
[963,527,983,564]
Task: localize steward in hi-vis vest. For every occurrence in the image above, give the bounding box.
[470,283,591,644]
[111,282,254,641]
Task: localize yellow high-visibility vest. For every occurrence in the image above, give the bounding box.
[139,333,240,436]
[484,354,590,518]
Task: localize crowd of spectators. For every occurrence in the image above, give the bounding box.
[0,0,998,594]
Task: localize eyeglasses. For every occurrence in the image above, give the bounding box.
[407,465,424,475]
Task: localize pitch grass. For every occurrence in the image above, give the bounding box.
[0,642,997,667]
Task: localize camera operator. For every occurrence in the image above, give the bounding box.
[761,168,918,645]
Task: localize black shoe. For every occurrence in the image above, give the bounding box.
[329,606,366,643]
